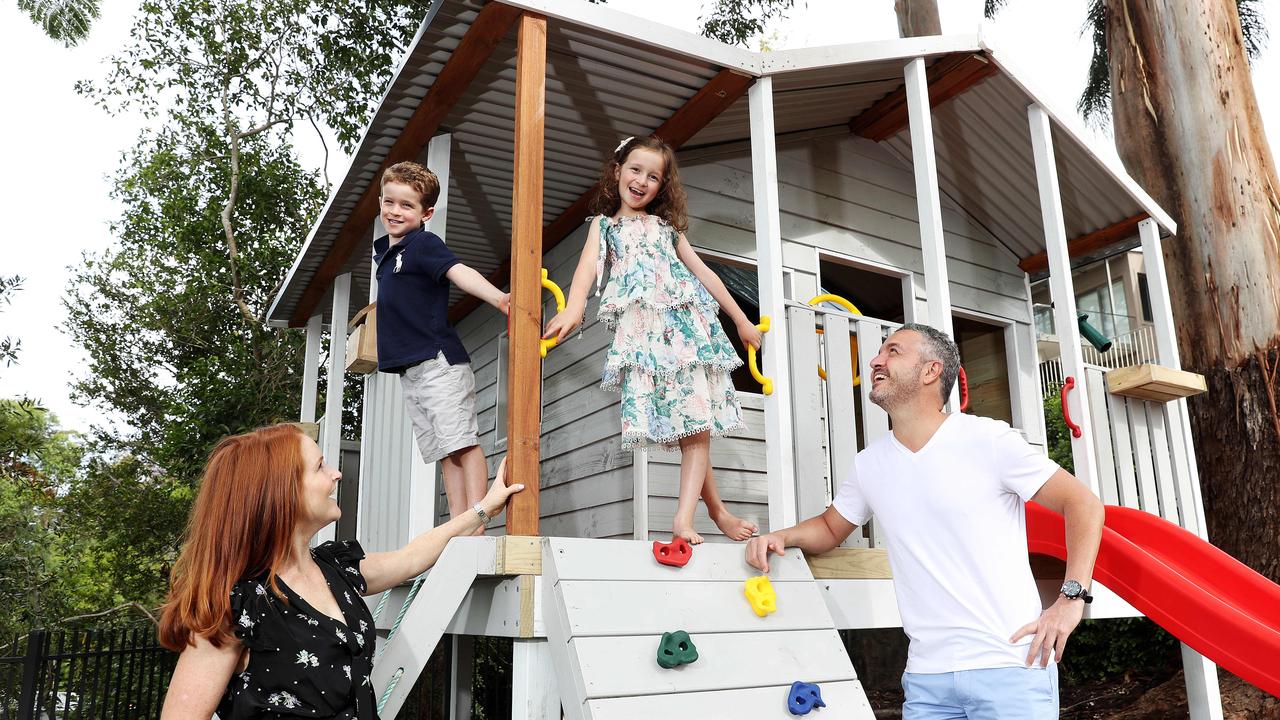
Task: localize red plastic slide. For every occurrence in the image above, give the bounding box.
[1025,502,1280,697]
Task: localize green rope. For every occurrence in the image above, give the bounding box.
[376,667,405,715]
[372,589,391,624]
[379,574,425,658]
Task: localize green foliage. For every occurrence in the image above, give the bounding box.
[0,401,84,638]
[15,0,101,47]
[1059,617,1180,684]
[699,0,799,46]
[64,129,321,483]
[0,275,23,370]
[1042,391,1075,475]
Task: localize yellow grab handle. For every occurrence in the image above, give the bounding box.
[540,268,568,359]
[808,294,862,386]
[746,316,773,396]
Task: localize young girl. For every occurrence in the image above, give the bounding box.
[543,135,761,544]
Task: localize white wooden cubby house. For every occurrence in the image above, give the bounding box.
[267,0,1224,717]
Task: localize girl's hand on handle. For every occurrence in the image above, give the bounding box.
[481,457,525,519]
[542,308,582,343]
[736,318,763,351]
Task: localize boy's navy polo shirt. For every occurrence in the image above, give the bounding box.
[373,227,469,372]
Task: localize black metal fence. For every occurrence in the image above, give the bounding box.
[0,625,176,720]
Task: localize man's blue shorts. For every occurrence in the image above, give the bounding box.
[902,664,1059,719]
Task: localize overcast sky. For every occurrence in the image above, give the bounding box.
[1,0,1277,434]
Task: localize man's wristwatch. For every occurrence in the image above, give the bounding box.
[1060,579,1093,604]
[472,502,489,524]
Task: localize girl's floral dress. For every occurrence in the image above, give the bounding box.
[595,214,745,449]
[219,541,377,719]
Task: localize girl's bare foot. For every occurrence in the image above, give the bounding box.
[709,506,758,541]
[673,522,704,545]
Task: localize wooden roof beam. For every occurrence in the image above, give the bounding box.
[448,68,754,323]
[289,1,523,327]
[848,51,998,142]
[1018,214,1149,274]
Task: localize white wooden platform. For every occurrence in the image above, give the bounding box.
[543,537,875,720]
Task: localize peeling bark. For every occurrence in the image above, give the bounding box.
[1106,0,1280,583]
[895,0,941,37]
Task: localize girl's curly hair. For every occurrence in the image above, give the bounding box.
[588,135,689,232]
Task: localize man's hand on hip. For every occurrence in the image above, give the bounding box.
[1010,596,1087,667]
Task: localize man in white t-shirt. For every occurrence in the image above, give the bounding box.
[746,324,1104,719]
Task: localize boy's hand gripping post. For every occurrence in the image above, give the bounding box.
[539,268,567,358]
[746,317,773,396]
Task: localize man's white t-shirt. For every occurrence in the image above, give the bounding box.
[831,412,1060,674]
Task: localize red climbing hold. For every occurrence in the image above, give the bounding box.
[652,537,693,567]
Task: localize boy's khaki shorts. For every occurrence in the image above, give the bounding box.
[400,351,480,463]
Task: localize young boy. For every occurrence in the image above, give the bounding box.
[374,161,509,533]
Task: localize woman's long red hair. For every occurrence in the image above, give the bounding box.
[158,423,305,650]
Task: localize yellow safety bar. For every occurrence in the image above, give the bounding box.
[808,294,863,386]
[746,316,773,396]
[540,268,567,358]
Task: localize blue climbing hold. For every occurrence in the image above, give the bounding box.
[787,681,825,715]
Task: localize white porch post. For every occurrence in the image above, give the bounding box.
[1139,219,1223,720]
[1027,103,1100,494]
[301,313,323,422]
[511,639,559,719]
[405,132,453,539]
[318,271,352,545]
[904,57,960,410]
[749,76,798,531]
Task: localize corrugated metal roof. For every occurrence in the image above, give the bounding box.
[267,1,1174,327]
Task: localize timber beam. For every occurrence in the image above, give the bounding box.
[805,548,893,580]
[448,68,754,324]
[1018,213,1148,274]
[289,1,523,327]
[848,51,997,142]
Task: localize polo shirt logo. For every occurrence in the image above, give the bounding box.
[394,253,404,273]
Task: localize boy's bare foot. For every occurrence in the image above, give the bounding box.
[673,522,704,545]
[709,506,758,541]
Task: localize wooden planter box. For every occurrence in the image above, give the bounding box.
[1105,364,1207,402]
[345,303,379,374]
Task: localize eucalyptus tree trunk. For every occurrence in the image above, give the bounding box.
[1106,0,1280,584]
[894,0,941,36]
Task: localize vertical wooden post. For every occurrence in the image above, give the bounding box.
[1028,103,1100,494]
[301,313,323,422]
[506,12,546,536]
[904,57,959,410]
[749,76,798,531]
[318,271,351,545]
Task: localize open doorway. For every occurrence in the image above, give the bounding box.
[953,315,1013,424]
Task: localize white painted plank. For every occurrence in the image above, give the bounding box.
[1165,400,1200,536]
[787,305,829,523]
[1106,390,1140,508]
[571,629,856,698]
[822,313,858,517]
[1085,366,1119,506]
[557,579,835,636]
[545,537,814,583]
[1127,399,1160,515]
[1145,404,1180,524]
[856,320,890,447]
[586,680,876,720]
[818,579,904,630]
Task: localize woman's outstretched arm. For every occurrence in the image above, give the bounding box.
[361,458,524,594]
[160,635,240,719]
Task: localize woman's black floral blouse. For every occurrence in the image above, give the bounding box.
[218,540,378,719]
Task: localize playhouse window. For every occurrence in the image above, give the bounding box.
[952,315,1014,425]
[699,255,762,394]
[816,258,907,324]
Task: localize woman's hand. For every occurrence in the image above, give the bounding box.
[480,457,525,519]
[542,306,583,343]
[736,318,763,351]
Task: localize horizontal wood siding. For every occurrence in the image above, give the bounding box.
[441,224,635,538]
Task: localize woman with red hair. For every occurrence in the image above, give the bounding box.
[157,423,522,719]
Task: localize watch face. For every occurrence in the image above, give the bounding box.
[1061,580,1083,597]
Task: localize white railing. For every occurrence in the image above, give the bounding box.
[1039,324,1160,396]
[785,301,900,548]
[1074,365,1201,535]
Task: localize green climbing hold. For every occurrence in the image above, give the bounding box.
[656,630,699,669]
